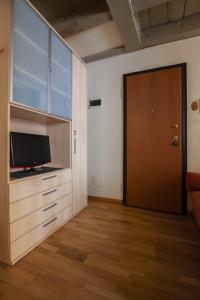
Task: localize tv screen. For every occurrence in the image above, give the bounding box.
[10,132,51,168]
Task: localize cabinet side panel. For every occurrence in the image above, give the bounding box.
[72,55,88,215]
[72,55,81,214]
[0,0,11,264]
[80,63,88,209]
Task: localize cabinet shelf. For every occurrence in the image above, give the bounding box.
[10,102,71,124]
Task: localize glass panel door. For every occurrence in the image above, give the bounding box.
[50,32,72,119]
[12,0,49,112]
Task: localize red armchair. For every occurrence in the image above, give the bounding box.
[186,172,200,227]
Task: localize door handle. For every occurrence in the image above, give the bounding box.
[172,124,179,128]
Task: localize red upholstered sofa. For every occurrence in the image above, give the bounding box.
[186,172,200,227]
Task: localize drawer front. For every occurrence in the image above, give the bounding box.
[10,182,72,222]
[10,194,72,242]
[10,169,72,203]
[11,206,72,262]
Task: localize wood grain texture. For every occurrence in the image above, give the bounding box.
[184,0,200,17]
[88,195,123,204]
[10,102,70,124]
[0,0,11,264]
[168,0,185,22]
[125,66,184,213]
[10,169,72,203]
[149,3,168,27]
[72,55,88,215]
[47,122,71,169]
[10,205,73,263]
[11,113,71,170]
[1,200,200,299]
[10,195,72,242]
[10,183,72,222]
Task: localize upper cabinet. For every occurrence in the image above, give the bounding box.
[50,32,72,119]
[11,0,72,120]
[12,0,49,112]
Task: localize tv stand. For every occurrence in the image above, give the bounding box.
[10,166,63,179]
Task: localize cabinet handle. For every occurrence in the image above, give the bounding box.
[74,138,76,154]
[74,130,77,154]
[42,175,57,181]
[43,189,57,196]
[42,203,57,212]
[43,217,57,227]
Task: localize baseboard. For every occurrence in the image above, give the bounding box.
[88,195,123,205]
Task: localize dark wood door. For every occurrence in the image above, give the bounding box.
[124,64,187,214]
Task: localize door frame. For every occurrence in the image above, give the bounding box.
[123,63,187,214]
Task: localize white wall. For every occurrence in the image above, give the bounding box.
[88,35,200,200]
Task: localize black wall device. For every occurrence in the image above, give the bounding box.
[89,98,102,108]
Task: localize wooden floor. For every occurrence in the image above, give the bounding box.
[0,200,200,300]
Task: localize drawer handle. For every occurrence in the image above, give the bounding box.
[43,217,57,227]
[42,203,57,212]
[43,189,57,196]
[42,175,57,181]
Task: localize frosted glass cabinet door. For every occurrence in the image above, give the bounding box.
[12,0,49,112]
[50,32,72,119]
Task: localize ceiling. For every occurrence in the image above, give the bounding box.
[30,0,109,20]
[139,0,200,30]
[29,0,200,62]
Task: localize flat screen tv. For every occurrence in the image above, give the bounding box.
[10,132,51,169]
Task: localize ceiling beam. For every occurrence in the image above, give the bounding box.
[168,0,185,22]
[83,46,125,63]
[131,0,169,12]
[142,13,200,48]
[52,12,111,38]
[65,21,123,58]
[106,0,142,52]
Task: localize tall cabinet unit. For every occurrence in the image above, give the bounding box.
[0,0,87,265]
[72,55,88,215]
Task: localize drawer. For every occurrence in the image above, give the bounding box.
[11,206,72,262]
[10,169,72,203]
[10,182,72,222]
[10,194,72,242]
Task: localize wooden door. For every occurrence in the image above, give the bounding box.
[124,64,187,214]
[72,55,88,215]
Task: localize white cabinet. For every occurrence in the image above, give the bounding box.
[0,0,87,265]
[9,169,73,264]
[72,55,88,215]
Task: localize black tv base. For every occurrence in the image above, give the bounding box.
[10,166,63,179]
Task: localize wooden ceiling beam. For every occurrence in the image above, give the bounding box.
[168,0,185,22]
[131,0,169,12]
[52,12,111,38]
[142,13,200,48]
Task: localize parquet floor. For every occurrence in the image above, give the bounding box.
[0,199,200,300]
